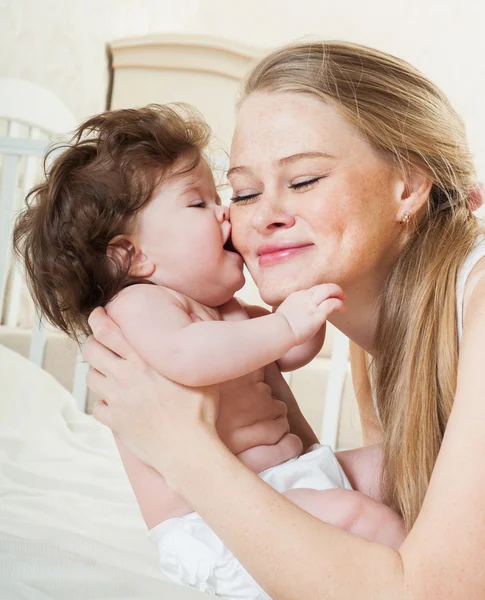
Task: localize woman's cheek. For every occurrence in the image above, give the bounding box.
[229,216,250,257]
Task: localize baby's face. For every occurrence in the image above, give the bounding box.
[133,158,245,306]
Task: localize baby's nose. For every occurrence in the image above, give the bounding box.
[216,204,230,223]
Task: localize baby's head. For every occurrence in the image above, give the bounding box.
[13,104,244,341]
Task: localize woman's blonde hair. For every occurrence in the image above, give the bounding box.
[242,41,482,530]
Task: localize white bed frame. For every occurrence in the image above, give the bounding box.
[0,78,90,412]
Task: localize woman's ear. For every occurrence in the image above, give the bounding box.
[397,169,433,222]
[107,235,156,279]
[396,169,433,223]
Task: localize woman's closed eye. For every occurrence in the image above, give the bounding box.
[289,176,326,191]
[231,175,326,204]
[230,192,261,205]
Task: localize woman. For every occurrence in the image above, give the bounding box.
[83,41,485,599]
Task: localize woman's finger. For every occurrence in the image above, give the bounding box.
[91,399,113,429]
[82,335,124,377]
[85,366,109,397]
[88,307,138,361]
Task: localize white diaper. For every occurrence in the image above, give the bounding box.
[148,444,351,599]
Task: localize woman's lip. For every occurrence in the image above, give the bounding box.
[257,243,314,267]
[257,242,312,255]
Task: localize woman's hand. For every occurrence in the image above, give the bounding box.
[82,307,220,476]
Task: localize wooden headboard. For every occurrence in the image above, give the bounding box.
[108,34,262,156]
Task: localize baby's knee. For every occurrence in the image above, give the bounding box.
[282,487,405,548]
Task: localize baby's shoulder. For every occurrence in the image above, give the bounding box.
[107,283,188,318]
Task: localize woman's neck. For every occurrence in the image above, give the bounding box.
[328,275,385,356]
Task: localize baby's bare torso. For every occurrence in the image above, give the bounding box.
[157,292,303,522]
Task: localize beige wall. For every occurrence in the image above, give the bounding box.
[1,0,199,119]
[2,0,485,178]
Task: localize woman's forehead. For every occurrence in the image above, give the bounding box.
[230,92,366,167]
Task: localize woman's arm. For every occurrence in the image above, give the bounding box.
[85,268,485,600]
[84,309,403,599]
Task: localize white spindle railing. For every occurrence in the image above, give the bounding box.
[5,126,42,326]
[0,131,89,412]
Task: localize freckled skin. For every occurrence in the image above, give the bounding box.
[229,93,408,350]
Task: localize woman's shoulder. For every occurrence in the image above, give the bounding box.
[456,234,485,340]
[462,254,485,330]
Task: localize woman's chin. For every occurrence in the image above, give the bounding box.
[258,281,301,308]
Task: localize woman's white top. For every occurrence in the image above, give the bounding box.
[456,234,485,341]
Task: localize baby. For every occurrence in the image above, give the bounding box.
[13,104,405,599]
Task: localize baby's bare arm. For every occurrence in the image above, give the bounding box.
[107,283,342,387]
[243,303,327,372]
[107,284,295,386]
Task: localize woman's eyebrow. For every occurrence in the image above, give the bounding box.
[278,151,335,165]
[227,151,335,179]
[226,165,249,179]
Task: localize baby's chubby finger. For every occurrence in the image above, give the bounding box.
[309,283,345,306]
[318,297,345,319]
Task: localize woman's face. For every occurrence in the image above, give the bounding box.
[228,92,406,307]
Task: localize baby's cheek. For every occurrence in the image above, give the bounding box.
[229,220,250,257]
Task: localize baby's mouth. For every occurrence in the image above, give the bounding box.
[223,236,240,255]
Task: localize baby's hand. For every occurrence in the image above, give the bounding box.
[276,284,344,345]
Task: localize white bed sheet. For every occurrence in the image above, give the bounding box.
[0,344,207,600]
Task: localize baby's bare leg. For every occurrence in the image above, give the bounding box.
[283,488,406,550]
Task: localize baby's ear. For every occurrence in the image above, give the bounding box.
[107,235,155,279]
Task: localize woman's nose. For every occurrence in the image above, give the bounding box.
[251,199,295,233]
[215,204,230,224]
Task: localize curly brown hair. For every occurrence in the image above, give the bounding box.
[12,104,210,341]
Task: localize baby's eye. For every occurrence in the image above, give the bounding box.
[190,201,206,208]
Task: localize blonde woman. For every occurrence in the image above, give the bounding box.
[83,41,485,599]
